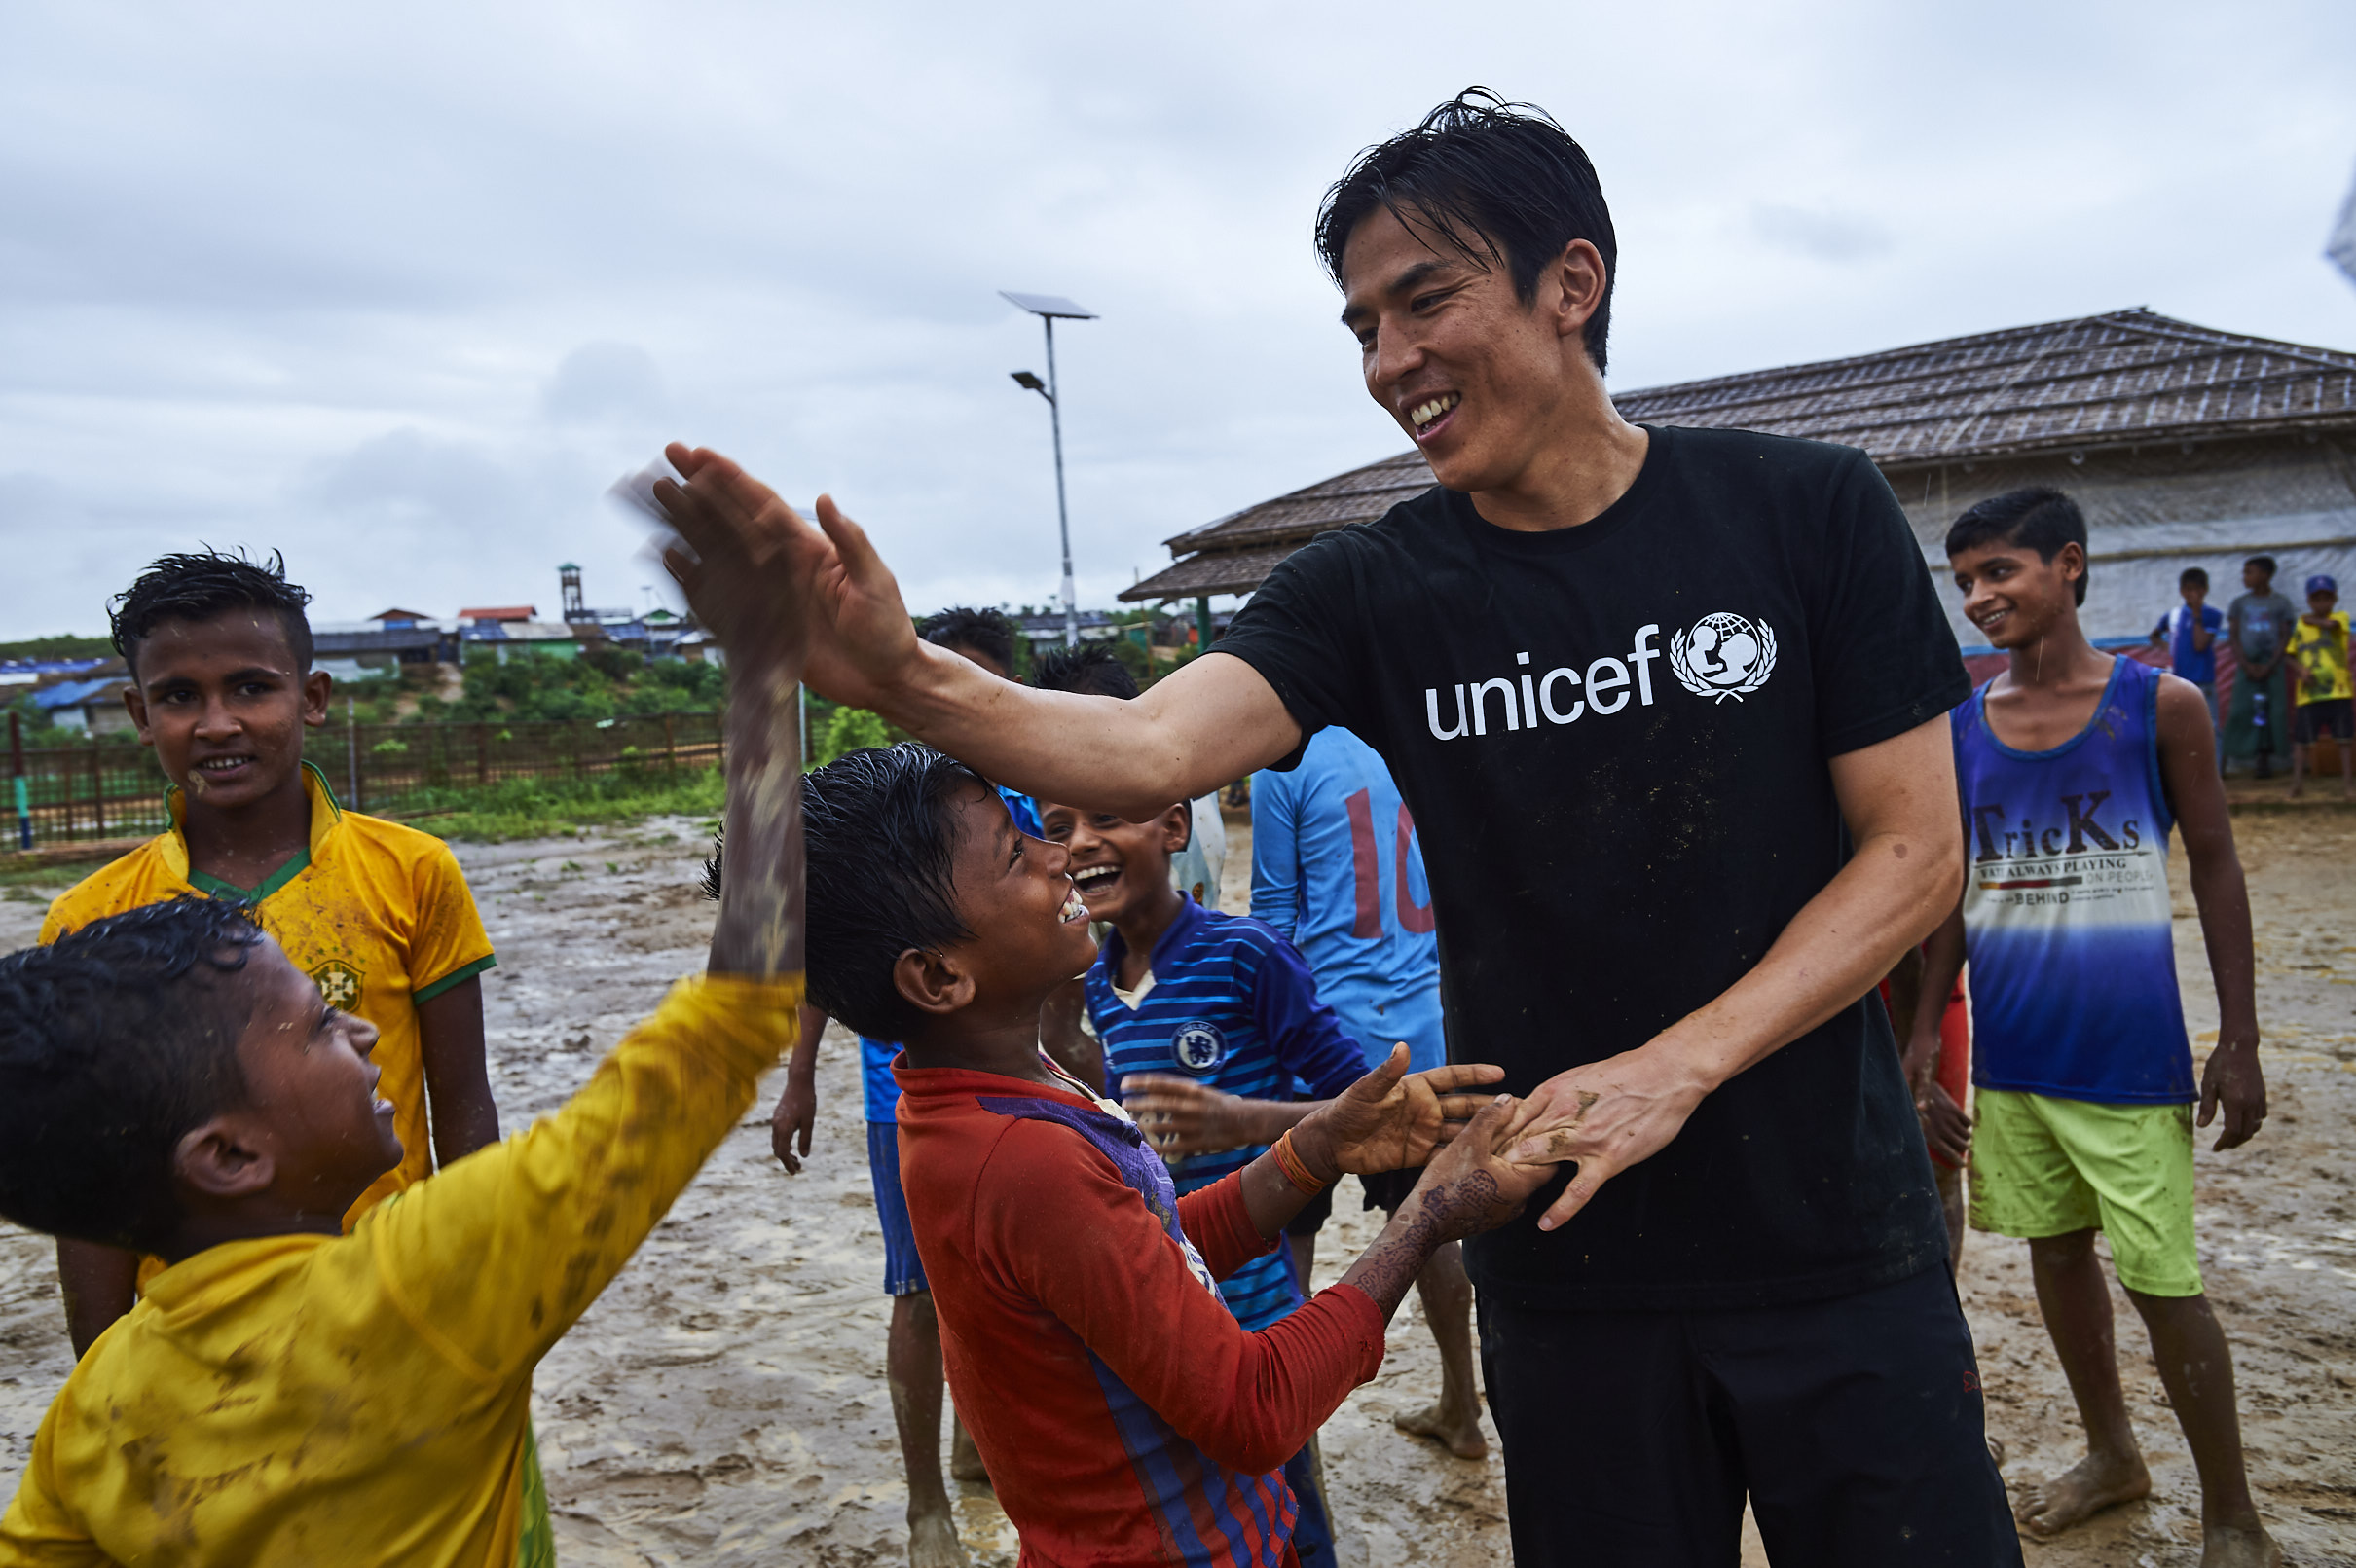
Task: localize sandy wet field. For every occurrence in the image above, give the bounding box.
[1,809,2351,1565]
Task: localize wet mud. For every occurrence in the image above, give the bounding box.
[0,812,2349,1565]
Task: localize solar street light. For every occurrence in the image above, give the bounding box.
[1001,291,1097,647]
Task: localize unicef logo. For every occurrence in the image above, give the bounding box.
[1670,612,1779,703]
[1172,1020,1226,1072]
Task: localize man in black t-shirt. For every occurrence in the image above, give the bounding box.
[655,90,2016,1568]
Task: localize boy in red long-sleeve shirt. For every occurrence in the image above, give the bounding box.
[731,740,1545,1568]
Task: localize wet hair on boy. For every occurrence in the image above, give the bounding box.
[707,744,983,1041]
[918,607,1017,679]
[110,549,315,678]
[0,897,266,1256]
[1030,642,1138,702]
[1946,486,2089,606]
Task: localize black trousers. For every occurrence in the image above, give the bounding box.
[1479,1264,2020,1566]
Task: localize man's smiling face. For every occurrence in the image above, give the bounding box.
[1339,204,1599,496]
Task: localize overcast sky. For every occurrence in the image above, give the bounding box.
[4,0,2353,638]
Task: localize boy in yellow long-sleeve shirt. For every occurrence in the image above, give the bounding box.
[0,467,808,1568]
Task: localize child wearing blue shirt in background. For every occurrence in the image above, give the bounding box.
[2150,565,2225,746]
[1039,793,1368,1568]
[1251,726,1486,1461]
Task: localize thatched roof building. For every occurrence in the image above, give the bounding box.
[1124,309,2356,646]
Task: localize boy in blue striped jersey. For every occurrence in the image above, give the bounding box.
[1038,795,1367,1567]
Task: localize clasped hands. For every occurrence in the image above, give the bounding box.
[1123,1045,1500,1174]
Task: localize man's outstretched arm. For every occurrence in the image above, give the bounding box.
[662,444,1300,817]
[1505,712,1965,1229]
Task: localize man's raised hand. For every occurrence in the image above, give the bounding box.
[657,445,924,711]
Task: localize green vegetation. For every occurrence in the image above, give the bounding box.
[0,634,114,663]
[441,647,727,724]
[384,765,725,844]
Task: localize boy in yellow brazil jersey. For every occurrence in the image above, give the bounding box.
[40,551,499,1354]
[0,473,810,1568]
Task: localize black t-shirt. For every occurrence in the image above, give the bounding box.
[1218,424,1971,1312]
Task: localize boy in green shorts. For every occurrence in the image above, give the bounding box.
[0,475,809,1566]
[38,552,501,1355]
[1926,488,2279,1567]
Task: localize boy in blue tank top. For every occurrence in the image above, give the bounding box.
[1923,488,2279,1567]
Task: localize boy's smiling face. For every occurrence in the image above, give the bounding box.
[177,934,399,1231]
[125,611,330,811]
[930,782,1097,1009]
[1035,801,1191,926]
[1950,534,2083,649]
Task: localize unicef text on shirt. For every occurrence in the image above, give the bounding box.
[1422,615,1780,741]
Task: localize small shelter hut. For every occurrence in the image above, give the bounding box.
[1123,310,2356,653]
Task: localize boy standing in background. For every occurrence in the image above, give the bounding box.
[2226,556,2299,780]
[1251,725,1484,1461]
[2151,565,2224,743]
[1041,791,1370,1565]
[1932,489,2278,1567]
[39,552,498,1355]
[2286,574,2352,800]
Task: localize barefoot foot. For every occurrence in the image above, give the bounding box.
[2199,1521,2283,1568]
[909,1511,970,1568]
[949,1425,991,1488]
[1394,1402,1488,1461]
[2014,1452,2152,1538]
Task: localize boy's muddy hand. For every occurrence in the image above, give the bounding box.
[1504,1044,1711,1232]
[1120,1076,1253,1157]
[656,445,922,711]
[2198,1033,2266,1150]
[1916,1081,1969,1166]
[1338,1096,1551,1321]
[650,444,816,672]
[1403,1095,1554,1243]
[1305,1045,1506,1176]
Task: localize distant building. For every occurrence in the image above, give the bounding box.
[459,605,537,625]
[1124,309,2356,651]
[368,608,432,629]
[34,675,134,735]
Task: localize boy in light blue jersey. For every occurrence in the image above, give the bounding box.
[1040,793,1368,1567]
[1924,488,2278,1567]
[1251,727,1486,1460]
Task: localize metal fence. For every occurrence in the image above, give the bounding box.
[5,711,723,849]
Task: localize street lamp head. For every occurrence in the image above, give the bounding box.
[1011,370,1048,393]
[1000,290,1097,320]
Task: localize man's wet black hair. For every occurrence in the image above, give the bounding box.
[704,745,987,1040]
[1945,487,2091,607]
[0,896,266,1253]
[2180,566,2209,590]
[919,607,1017,675]
[1316,87,1618,374]
[1031,641,1138,701]
[110,549,315,677]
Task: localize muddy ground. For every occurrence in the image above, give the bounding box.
[1,810,2350,1565]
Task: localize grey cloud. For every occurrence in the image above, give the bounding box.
[1749,204,1895,263]
[542,344,666,426]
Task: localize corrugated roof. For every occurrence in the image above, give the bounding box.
[1123,309,2356,602]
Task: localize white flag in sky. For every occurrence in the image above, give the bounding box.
[2330,162,2356,287]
